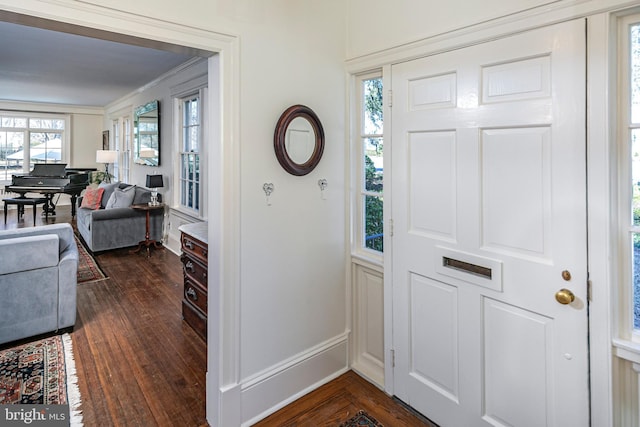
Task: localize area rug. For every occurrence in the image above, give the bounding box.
[0,333,83,426]
[340,410,383,427]
[75,234,107,284]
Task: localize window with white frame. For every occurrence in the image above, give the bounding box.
[121,117,131,183]
[179,93,202,214]
[620,14,640,334]
[111,116,131,183]
[0,112,67,182]
[111,119,120,180]
[356,72,384,254]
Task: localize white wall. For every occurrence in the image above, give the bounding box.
[346,0,563,59]
[70,113,104,168]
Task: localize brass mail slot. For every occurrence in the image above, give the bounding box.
[442,256,492,279]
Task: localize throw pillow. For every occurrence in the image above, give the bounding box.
[105,185,136,209]
[98,181,120,208]
[80,187,104,210]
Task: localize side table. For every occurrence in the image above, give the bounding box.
[130,203,165,256]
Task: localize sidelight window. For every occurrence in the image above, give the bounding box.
[356,72,384,254]
[621,16,640,332]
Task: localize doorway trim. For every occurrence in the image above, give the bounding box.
[0,2,241,426]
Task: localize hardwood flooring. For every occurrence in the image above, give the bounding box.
[253,370,437,427]
[2,204,437,427]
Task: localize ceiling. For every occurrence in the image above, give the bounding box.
[0,18,206,107]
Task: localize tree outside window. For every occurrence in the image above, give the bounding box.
[360,75,384,253]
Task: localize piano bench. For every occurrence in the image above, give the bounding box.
[3,197,48,226]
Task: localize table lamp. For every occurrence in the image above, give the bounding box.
[96,150,117,183]
[146,174,164,206]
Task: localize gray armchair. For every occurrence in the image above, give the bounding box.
[0,223,78,345]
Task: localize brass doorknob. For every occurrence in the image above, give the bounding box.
[555,288,575,305]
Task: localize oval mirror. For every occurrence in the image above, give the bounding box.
[274,105,324,176]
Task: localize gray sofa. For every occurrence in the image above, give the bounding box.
[76,183,163,252]
[0,223,78,345]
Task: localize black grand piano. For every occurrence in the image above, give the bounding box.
[5,164,96,217]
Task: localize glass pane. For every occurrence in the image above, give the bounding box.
[188,154,195,181]
[364,195,384,252]
[634,232,640,329]
[30,132,62,164]
[0,131,24,180]
[185,98,199,126]
[180,179,187,206]
[364,137,383,192]
[190,126,199,152]
[1,117,27,128]
[181,155,187,179]
[183,127,190,151]
[184,100,192,126]
[195,182,200,210]
[363,78,383,134]
[28,118,63,129]
[632,24,640,123]
[633,129,640,226]
[28,118,42,128]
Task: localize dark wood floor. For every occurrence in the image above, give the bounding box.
[2,204,436,427]
[253,370,437,427]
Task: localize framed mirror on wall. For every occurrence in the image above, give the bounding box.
[134,100,160,166]
[274,104,324,176]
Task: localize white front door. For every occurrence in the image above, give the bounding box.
[391,19,588,427]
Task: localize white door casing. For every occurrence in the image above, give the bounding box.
[391,19,588,427]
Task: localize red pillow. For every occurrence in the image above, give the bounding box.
[80,187,104,210]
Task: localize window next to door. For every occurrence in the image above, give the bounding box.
[355,72,384,257]
[620,14,640,336]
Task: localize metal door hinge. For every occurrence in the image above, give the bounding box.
[388,90,393,108]
[391,349,395,367]
[389,218,394,237]
[587,280,592,302]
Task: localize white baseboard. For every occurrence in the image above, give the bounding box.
[165,232,181,255]
[240,335,349,426]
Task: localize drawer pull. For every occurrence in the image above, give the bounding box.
[185,240,194,250]
[185,260,196,273]
[186,287,198,301]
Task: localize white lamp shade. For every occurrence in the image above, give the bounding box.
[96,150,117,163]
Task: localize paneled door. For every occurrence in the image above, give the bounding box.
[391,20,588,427]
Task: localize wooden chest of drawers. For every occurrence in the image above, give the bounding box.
[180,225,208,341]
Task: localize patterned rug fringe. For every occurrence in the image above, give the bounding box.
[62,333,83,427]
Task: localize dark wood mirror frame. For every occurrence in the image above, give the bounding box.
[273,104,325,176]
